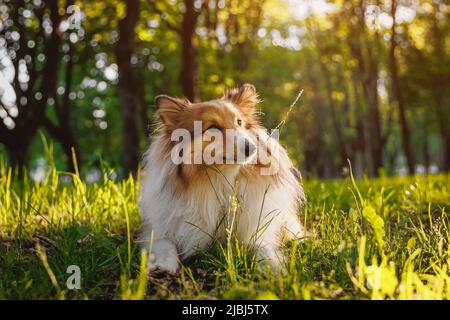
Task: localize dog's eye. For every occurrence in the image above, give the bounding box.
[207,125,221,131]
[237,119,242,126]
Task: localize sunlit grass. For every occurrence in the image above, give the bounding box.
[0,158,448,299]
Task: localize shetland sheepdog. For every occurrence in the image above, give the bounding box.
[140,84,306,273]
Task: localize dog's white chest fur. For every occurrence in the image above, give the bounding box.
[140,153,240,262]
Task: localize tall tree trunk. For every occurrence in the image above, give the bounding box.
[444,135,450,172]
[390,0,414,174]
[179,0,200,102]
[351,51,382,176]
[318,59,349,169]
[116,0,141,177]
[362,70,383,175]
[60,43,81,172]
[422,115,430,173]
[429,2,450,172]
[0,0,61,172]
[303,50,328,178]
[43,117,81,173]
[347,0,384,176]
[350,71,369,177]
[434,94,450,171]
[3,133,32,176]
[60,131,80,173]
[43,38,82,173]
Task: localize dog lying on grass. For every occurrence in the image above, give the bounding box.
[140,84,305,273]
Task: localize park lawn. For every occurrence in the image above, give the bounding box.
[0,163,449,300]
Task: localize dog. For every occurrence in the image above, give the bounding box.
[140,83,306,273]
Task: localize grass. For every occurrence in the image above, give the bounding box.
[0,158,449,300]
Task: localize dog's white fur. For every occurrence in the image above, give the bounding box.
[140,128,305,273]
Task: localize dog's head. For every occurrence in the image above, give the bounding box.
[155,84,262,167]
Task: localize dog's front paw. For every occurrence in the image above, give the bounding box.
[257,245,286,274]
[149,252,179,273]
[144,239,180,273]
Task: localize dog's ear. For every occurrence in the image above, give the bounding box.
[223,83,260,116]
[154,95,188,127]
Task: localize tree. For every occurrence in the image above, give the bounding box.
[427,1,450,171]
[116,0,141,177]
[389,0,414,174]
[42,0,82,173]
[0,0,62,171]
[42,40,82,173]
[346,0,384,176]
[149,0,204,102]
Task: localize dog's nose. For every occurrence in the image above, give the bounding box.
[244,140,256,157]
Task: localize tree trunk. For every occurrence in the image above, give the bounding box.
[364,69,383,175]
[349,71,369,177]
[303,50,328,178]
[179,0,200,102]
[0,0,61,173]
[444,136,450,172]
[429,3,450,172]
[61,43,81,172]
[390,0,415,174]
[116,0,141,177]
[355,37,383,176]
[434,94,450,171]
[423,121,430,173]
[348,0,384,176]
[43,117,81,173]
[318,59,349,170]
[45,40,82,173]
[4,135,32,176]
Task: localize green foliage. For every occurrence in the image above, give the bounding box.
[2,0,448,177]
[1,160,448,299]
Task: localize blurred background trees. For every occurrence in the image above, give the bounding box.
[0,0,448,179]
